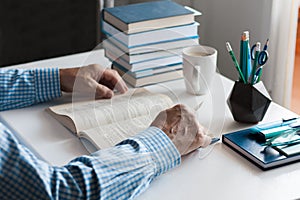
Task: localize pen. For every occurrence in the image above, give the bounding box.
[282,117,300,124]
[198,137,220,150]
[263,38,269,51]
[210,137,220,145]
[226,42,247,83]
[253,67,262,83]
[255,66,263,83]
[251,42,260,84]
[264,127,300,147]
[269,138,300,147]
[256,117,300,130]
[194,101,204,112]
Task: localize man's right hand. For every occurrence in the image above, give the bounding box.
[151,104,211,156]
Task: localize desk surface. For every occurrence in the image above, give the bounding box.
[1,49,300,200]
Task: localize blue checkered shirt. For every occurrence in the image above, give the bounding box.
[0,68,181,199]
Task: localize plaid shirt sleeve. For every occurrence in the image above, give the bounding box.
[0,124,181,200]
[0,68,61,111]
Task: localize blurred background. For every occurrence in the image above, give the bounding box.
[0,0,299,113]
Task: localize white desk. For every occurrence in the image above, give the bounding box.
[1,49,300,200]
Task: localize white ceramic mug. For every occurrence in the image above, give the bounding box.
[182,45,217,95]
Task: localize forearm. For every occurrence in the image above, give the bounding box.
[0,125,180,200]
[0,68,61,111]
[61,127,180,199]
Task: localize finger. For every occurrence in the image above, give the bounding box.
[185,133,211,155]
[95,83,114,99]
[181,118,210,152]
[101,69,128,94]
[196,124,212,147]
[199,134,212,148]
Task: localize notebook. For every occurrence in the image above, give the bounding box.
[222,118,300,170]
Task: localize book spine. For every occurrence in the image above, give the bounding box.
[102,21,199,48]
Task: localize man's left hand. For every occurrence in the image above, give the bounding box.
[59,64,128,98]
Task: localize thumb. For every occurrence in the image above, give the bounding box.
[94,81,114,98]
[200,135,212,148]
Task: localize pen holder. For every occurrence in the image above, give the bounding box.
[227,81,272,123]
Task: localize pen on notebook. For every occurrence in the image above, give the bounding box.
[226,42,247,83]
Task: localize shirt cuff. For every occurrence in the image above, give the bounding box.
[129,126,181,177]
[34,68,62,102]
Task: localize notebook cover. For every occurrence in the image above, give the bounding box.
[222,124,300,170]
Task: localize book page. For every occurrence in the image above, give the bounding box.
[79,115,152,150]
[47,88,173,134]
[78,90,173,150]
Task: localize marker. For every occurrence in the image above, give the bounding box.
[226,42,247,83]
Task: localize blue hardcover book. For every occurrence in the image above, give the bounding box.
[112,62,182,78]
[222,118,300,170]
[103,1,194,34]
[112,62,183,87]
[105,49,182,72]
[104,37,199,55]
[102,20,199,48]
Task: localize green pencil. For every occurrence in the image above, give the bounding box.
[226,42,247,84]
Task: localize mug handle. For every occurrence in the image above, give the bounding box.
[193,65,201,93]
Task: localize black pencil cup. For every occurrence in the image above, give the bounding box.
[227,81,272,124]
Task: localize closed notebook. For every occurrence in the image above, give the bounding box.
[222,118,300,170]
[103,1,194,34]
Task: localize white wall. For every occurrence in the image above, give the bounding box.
[191,0,273,80]
[123,0,273,80]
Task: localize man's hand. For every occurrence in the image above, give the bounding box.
[151,104,211,156]
[59,64,128,98]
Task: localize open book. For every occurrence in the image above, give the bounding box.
[47,89,173,151]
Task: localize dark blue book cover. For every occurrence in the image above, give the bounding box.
[104,1,193,24]
[222,119,300,170]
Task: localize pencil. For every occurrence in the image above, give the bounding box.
[226,42,247,83]
[242,31,251,82]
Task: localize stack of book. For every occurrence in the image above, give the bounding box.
[102,1,199,87]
